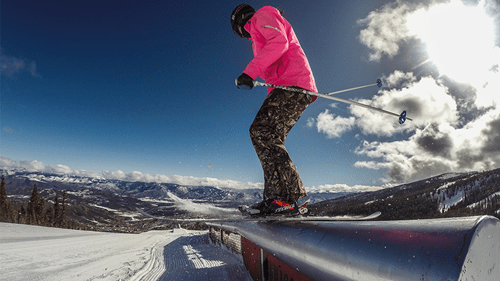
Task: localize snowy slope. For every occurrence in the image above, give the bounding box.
[0,223,252,281]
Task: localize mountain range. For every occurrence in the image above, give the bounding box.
[311,168,500,220]
[0,168,345,231]
[2,167,499,232]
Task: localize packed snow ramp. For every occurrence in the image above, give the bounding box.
[208,215,500,281]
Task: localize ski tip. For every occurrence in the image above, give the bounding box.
[376,79,383,88]
[368,211,382,218]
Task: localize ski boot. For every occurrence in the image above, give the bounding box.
[297,196,310,215]
[240,198,308,218]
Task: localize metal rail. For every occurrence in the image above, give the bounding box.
[208,216,500,281]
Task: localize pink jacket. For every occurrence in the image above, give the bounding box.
[243,6,317,101]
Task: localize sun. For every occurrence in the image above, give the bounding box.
[406,1,495,86]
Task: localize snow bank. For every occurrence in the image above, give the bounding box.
[0,223,252,281]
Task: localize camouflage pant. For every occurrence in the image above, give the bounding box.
[250,87,313,203]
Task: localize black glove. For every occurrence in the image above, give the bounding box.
[235,73,254,90]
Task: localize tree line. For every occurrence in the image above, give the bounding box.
[0,175,69,228]
[310,169,500,221]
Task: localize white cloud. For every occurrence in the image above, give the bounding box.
[0,157,48,173]
[359,0,500,87]
[306,117,315,128]
[308,183,384,194]
[474,47,500,108]
[357,0,418,61]
[0,55,26,77]
[2,127,15,134]
[0,157,390,194]
[315,110,355,138]
[311,68,499,183]
[0,48,41,78]
[101,170,127,180]
[309,0,500,184]
[0,157,102,178]
[0,156,263,190]
[384,70,415,88]
[100,169,263,190]
[354,108,500,183]
[49,164,74,175]
[354,132,456,183]
[311,71,459,138]
[354,74,458,136]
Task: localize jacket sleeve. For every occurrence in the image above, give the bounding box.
[243,11,289,80]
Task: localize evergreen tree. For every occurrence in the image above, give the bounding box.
[44,205,54,226]
[36,193,46,226]
[0,175,15,223]
[18,205,26,224]
[61,190,68,227]
[0,175,8,222]
[54,190,69,228]
[27,184,45,225]
[53,194,61,227]
[27,187,36,225]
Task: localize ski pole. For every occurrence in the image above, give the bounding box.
[326,79,382,96]
[251,80,412,124]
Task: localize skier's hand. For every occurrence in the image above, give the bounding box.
[235,73,254,90]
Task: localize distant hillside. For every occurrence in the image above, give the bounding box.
[2,168,499,233]
[0,170,262,232]
[310,169,500,220]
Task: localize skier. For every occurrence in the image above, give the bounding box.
[231,4,318,216]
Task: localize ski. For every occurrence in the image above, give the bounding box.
[269,211,382,222]
[232,211,381,222]
[238,197,310,217]
[136,207,381,222]
[252,81,412,124]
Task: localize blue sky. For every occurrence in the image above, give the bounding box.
[2,0,500,190]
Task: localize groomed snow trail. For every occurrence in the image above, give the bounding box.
[0,223,252,281]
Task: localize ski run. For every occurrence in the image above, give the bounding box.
[0,223,252,281]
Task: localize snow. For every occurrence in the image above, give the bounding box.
[439,190,466,213]
[0,223,252,281]
[88,204,143,221]
[137,196,241,217]
[438,173,463,180]
[164,192,241,216]
[437,180,458,191]
[467,191,500,209]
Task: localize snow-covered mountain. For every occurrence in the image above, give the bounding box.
[0,169,348,231]
[3,167,499,231]
[312,169,500,220]
[2,169,350,201]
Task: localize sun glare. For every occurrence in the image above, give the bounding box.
[407,1,495,86]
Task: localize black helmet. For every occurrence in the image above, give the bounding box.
[231,4,255,38]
